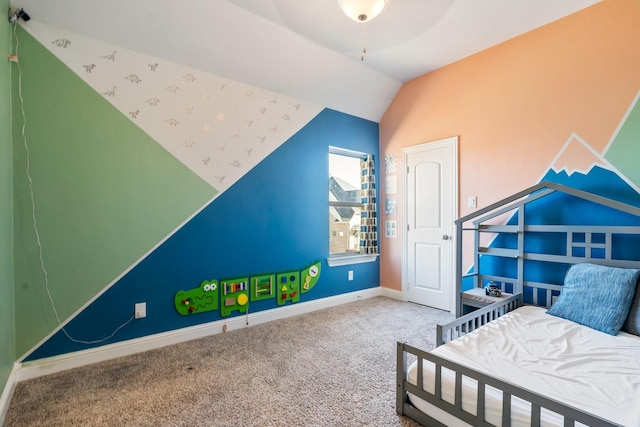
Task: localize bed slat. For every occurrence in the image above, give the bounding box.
[455,371,463,411]
[477,381,486,423]
[502,392,511,426]
[531,403,541,426]
[434,360,441,401]
[417,354,424,391]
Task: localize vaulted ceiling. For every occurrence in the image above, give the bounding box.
[11,0,601,121]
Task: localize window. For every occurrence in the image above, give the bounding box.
[328,147,378,266]
[329,151,362,255]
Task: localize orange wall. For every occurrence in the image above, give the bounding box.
[379,0,640,291]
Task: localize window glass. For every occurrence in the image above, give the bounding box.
[329,151,363,255]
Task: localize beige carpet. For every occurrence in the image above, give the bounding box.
[5,296,454,426]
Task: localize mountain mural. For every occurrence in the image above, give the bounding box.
[550,133,610,177]
[467,92,640,294]
[546,90,640,200]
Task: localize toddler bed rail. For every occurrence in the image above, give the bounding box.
[436,294,521,345]
[396,340,621,427]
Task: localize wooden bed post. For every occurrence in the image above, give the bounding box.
[396,342,407,415]
[455,217,464,316]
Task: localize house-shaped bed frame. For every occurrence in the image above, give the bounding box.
[397,181,640,427]
[454,180,640,316]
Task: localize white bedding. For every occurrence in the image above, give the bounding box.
[407,306,640,427]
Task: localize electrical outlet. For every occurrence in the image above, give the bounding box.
[135,302,146,319]
[348,270,354,281]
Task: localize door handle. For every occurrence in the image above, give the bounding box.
[442,234,451,240]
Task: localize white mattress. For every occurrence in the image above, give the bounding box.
[407,306,640,427]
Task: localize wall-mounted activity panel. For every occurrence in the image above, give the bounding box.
[301,262,321,293]
[174,280,219,315]
[251,274,276,302]
[277,270,300,306]
[220,278,249,317]
[173,261,322,316]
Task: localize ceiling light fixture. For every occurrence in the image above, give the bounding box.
[337,0,388,23]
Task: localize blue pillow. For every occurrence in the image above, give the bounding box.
[547,263,640,335]
[622,284,640,336]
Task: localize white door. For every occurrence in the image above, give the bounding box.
[404,137,457,311]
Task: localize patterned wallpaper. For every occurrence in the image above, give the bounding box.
[24,20,323,194]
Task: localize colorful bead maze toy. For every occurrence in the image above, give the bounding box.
[220,277,249,316]
[251,273,276,302]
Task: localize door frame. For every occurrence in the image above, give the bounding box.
[401,136,459,313]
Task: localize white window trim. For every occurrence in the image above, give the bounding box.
[329,146,367,158]
[327,253,378,267]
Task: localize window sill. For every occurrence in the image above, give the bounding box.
[327,254,379,267]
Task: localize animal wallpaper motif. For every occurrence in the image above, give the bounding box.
[26,20,323,194]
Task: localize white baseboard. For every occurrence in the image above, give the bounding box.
[17,287,383,382]
[380,286,404,301]
[0,363,19,425]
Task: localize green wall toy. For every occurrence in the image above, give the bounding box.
[173,261,321,316]
[301,261,321,293]
[220,277,249,316]
[251,274,276,302]
[277,270,300,306]
[174,279,219,315]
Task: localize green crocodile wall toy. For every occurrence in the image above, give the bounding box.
[174,261,321,316]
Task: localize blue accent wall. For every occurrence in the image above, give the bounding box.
[26,108,380,360]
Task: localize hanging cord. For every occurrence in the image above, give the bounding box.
[11,22,134,345]
[360,22,368,61]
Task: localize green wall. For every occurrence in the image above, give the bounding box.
[604,95,640,184]
[12,28,215,358]
[1,0,16,399]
